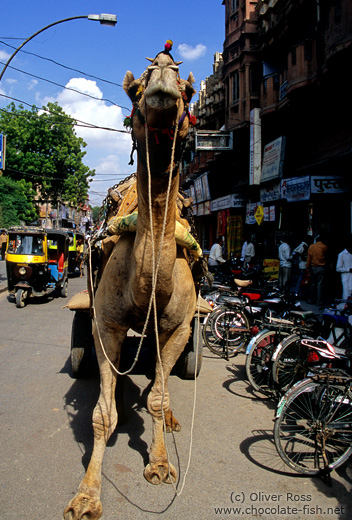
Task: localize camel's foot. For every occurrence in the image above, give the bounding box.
[63,493,102,520]
[164,409,181,433]
[144,461,177,485]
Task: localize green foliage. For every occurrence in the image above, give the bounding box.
[0,102,95,206]
[0,176,38,227]
[92,206,101,223]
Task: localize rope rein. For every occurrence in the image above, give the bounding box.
[88,96,200,498]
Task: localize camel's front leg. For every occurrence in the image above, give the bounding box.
[64,326,126,520]
[144,324,191,485]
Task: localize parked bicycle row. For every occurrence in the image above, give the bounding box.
[200,278,352,479]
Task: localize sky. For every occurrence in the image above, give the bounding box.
[0,0,225,207]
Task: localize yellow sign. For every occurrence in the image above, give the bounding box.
[255,205,264,225]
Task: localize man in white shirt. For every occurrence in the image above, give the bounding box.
[278,239,292,292]
[208,236,226,267]
[336,238,352,300]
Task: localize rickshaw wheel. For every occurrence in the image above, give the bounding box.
[60,280,68,298]
[70,311,94,378]
[16,289,27,308]
[173,317,203,379]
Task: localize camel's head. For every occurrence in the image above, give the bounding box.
[123,43,196,140]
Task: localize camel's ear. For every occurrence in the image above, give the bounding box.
[123,71,143,102]
[181,73,196,103]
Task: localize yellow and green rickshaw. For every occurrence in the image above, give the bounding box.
[6,226,69,307]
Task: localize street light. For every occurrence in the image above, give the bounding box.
[0,14,117,82]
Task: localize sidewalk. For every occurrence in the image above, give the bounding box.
[0,259,7,293]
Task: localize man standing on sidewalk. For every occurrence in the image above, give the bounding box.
[306,233,328,309]
[0,230,7,260]
[278,236,292,293]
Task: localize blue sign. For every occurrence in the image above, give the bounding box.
[0,133,5,170]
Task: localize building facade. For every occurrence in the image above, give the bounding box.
[181,0,352,274]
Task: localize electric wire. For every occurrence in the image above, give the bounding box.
[0,39,124,88]
[0,60,130,111]
[0,96,130,134]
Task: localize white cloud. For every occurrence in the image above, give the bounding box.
[43,78,131,154]
[177,43,207,61]
[41,78,135,204]
[4,78,17,85]
[28,79,38,90]
[0,50,11,61]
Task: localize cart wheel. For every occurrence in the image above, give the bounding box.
[16,289,27,308]
[60,280,68,298]
[70,311,94,378]
[174,317,203,379]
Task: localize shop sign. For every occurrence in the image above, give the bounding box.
[311,176,346,194]
[249,108,261,186]
[270,206,276,221]
[195,130,233,151]
[261,136,286,182]
[197,201,211,215]
[194,176,204,203]
[231,193,246,208]
[193,172,211,203]
[286,176,310,202]
[211,195,231,212]
[264,207,269,221]
[246,202,258,225]
[211,193,246,212]
[255,205,264,225]
[260,181,281,202]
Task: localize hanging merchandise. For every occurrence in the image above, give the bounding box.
[227,215,243,257]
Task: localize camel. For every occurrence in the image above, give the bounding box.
[64,46,197,520]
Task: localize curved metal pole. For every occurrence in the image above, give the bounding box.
[0,15,88,82]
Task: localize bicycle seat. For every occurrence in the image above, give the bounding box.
[234,278,253,287]
[222,296,244,306]
[290,310,314,319]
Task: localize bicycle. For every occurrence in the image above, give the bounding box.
[271,306,352,394]
[245,308,319,394]
[274,366,352,477]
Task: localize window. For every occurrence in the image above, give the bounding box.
[304,40,313,61]
[291,47,297,66]
[232,71,240,103]
[232,0,239,11]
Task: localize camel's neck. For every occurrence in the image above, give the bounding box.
[130,155,180,310]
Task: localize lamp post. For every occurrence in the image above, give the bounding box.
[0,13,117,82]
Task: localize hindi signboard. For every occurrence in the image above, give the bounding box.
[261,136,285,182]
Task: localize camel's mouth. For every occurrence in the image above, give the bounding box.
[145,89,180,110]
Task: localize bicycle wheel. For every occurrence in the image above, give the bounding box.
[272,335,310,393]
[274,378,352,475]
[203,306,250,358]
[245,330,284,394]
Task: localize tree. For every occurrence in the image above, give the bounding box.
[0,102,95,207]
[0,176,38,227]
[92,206,101,223]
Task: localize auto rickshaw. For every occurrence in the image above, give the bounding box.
[6,226,69,307]
[60,228,85,275]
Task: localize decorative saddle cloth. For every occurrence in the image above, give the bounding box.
[105,175,202,258]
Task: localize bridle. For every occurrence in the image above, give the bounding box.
[126,62,195,166]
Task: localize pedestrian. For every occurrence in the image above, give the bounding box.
[243,237,255,269]
[293,239,310,297]
[0,229,7,260]
[208,236,226,268]
[336,237,352,301]
[76,238,85,277]
[240,237,248,263]
[278,236,292,293]
[306,233,328,308]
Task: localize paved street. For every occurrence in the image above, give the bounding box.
[0,274,351,520]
